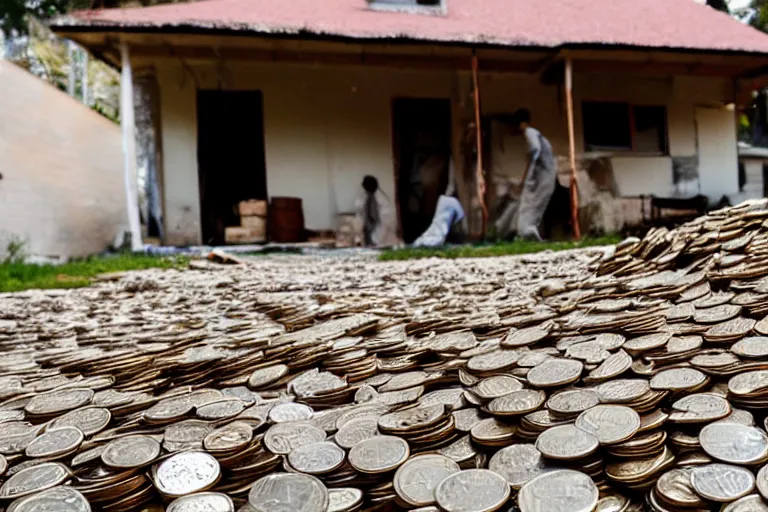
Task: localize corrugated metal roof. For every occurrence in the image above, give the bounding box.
[52,0,768,54]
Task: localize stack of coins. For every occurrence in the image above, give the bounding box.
[6,200,768,510]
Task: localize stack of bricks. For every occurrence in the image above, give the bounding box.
[224,200,268,244]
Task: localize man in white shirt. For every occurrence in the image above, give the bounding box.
[511,108,557,241]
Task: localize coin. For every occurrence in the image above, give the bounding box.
[153,451,221,497]
[288,441,346,474]
[25,426,84,458]
[546,388,599,417]
[487,389,546,416]
[650,368,708,391]
[248,473,328,512]
[470,418,516,446]
[690,463,755,502]
[6,486,91,512]
[669,393,731,423]
[595,379,650,404]
[166,492,234,512]
[248,365,289,389]
[699,423,768,465]
[101,434,162,468]
[348,435,409,474]
[756,465,768,501]
[575,405,641,445]
[328,487,363,512]
[24,389,94,417]
[0,462,70,499]
[394,454,460,507]
[471,376,524,400]
[435,469,510,512]
[49,407,111,436]
[655,468,707,508]
[722,494,768,512]
[535,424,599,461]
[268,402,314,423]
[488,444,547,489]
[517,469,598,512]
[526,358,583,388]
[204,421,253,453]
[264,422,326,455]
[335,417,379,449]
[378,404,445,433]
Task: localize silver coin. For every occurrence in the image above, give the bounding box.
[248,473,328,512]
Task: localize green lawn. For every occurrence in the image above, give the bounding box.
[0,254,189,293]
[379,236,620,261]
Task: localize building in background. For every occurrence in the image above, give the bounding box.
[52,0,768,243]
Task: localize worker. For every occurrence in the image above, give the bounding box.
[511,108,557,241]
[357,175,399,247]
[412,161,467,247]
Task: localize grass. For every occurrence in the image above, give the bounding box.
[0,253,189,293]
[379,235,621,261]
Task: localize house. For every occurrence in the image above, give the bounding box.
[51,0,768,244]
[0,60,125,259]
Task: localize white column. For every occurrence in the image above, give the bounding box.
[82,51,89,106]
[120,40,143,251]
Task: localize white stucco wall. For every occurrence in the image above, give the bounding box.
[153,58,736,244]
[0,60,125,258]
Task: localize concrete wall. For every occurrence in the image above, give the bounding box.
[0,60,125,259]
[154,58,735,244]
[741,159,766,200]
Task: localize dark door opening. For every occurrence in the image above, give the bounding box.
[197,90,267,245]
[392,98,452,244]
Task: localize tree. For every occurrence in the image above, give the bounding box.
[1,0,183,35]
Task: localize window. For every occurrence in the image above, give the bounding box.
[367,0,446,15]
[582,102,668,154]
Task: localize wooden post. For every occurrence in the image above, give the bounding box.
[120,40,143,251]
[565,57,581,240]
[471,53,488,238]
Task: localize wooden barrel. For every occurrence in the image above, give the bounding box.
[270,197,306,243]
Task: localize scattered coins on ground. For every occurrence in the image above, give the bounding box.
[5,201,768,509]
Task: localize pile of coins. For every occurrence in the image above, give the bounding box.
[5,199,768,510]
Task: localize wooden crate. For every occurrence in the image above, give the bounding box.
[225,226,266,244]
[238,200,268,217]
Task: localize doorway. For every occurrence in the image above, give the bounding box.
[392,98,452,243]
[197,90,267,245]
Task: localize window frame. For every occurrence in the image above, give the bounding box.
[367,0,447,15]
[581,101,669,156]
